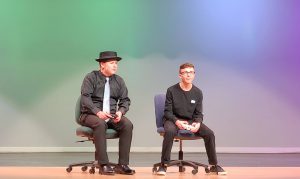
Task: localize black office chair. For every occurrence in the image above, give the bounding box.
[152,94,209,175]
[66,96,119,174]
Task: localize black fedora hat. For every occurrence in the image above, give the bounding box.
[95,51,122,62]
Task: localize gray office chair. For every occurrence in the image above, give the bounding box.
[152,94,209,175]
[66,96,119,174]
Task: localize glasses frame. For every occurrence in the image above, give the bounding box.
[180,71,195,75]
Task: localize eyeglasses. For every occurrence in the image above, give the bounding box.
[180,71,195,75]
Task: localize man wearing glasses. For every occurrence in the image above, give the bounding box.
[156,63,227,176]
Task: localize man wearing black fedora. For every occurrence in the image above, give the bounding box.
[79,51,135,175]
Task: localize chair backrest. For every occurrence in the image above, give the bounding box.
[154,94,166,128]
[75,96,81,125]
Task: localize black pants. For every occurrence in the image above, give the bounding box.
[80,114,133,165]
[161,120,218,165]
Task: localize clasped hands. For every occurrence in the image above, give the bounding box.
[96,111,122,123]
[175,120,200,133]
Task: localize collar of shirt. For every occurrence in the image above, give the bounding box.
[98,71,115,82]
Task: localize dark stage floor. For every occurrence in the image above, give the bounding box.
[1,152,300,167]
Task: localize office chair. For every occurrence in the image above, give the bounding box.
[152,94,209,175]
[66,96,119,174]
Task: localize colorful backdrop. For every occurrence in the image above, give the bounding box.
[1,0,299,152]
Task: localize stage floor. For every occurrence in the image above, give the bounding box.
[0,167,299,179]
[1,152,300,167]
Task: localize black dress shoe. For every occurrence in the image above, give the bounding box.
[99,164,115,175]
[115,164,135,175]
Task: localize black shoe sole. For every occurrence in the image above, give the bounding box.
[115,170,135,175]
[99,171,115,175]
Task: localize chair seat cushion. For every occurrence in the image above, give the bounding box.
[157,127,202,140]
[76,126,119,139]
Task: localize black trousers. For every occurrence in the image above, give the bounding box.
[80,114,133,165]
[161,120,218,165]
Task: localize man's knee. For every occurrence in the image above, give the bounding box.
[163,121,177,135]
[202,129,215,140]
[208,131,215,139]
[93,119,107,130]
[164,127,177,136]
[92,120,108,139]
[121,117,133,131]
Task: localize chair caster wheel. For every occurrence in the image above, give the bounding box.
[81,166,88,171]
[89,167,95,174]
[192,169,198,175]
[205,167,210,173]
[66,167,72,173]
[152,167,157,174]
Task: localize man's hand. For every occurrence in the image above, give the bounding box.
[175,120,189,130]
[112,111,122,123]
[96,111,110,120]
[190,122,201,133]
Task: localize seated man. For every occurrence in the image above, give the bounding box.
[79,51,135,175]
[157,62,227,175]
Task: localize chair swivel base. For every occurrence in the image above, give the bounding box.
[66,161,118,174]
[152,160,210,175]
